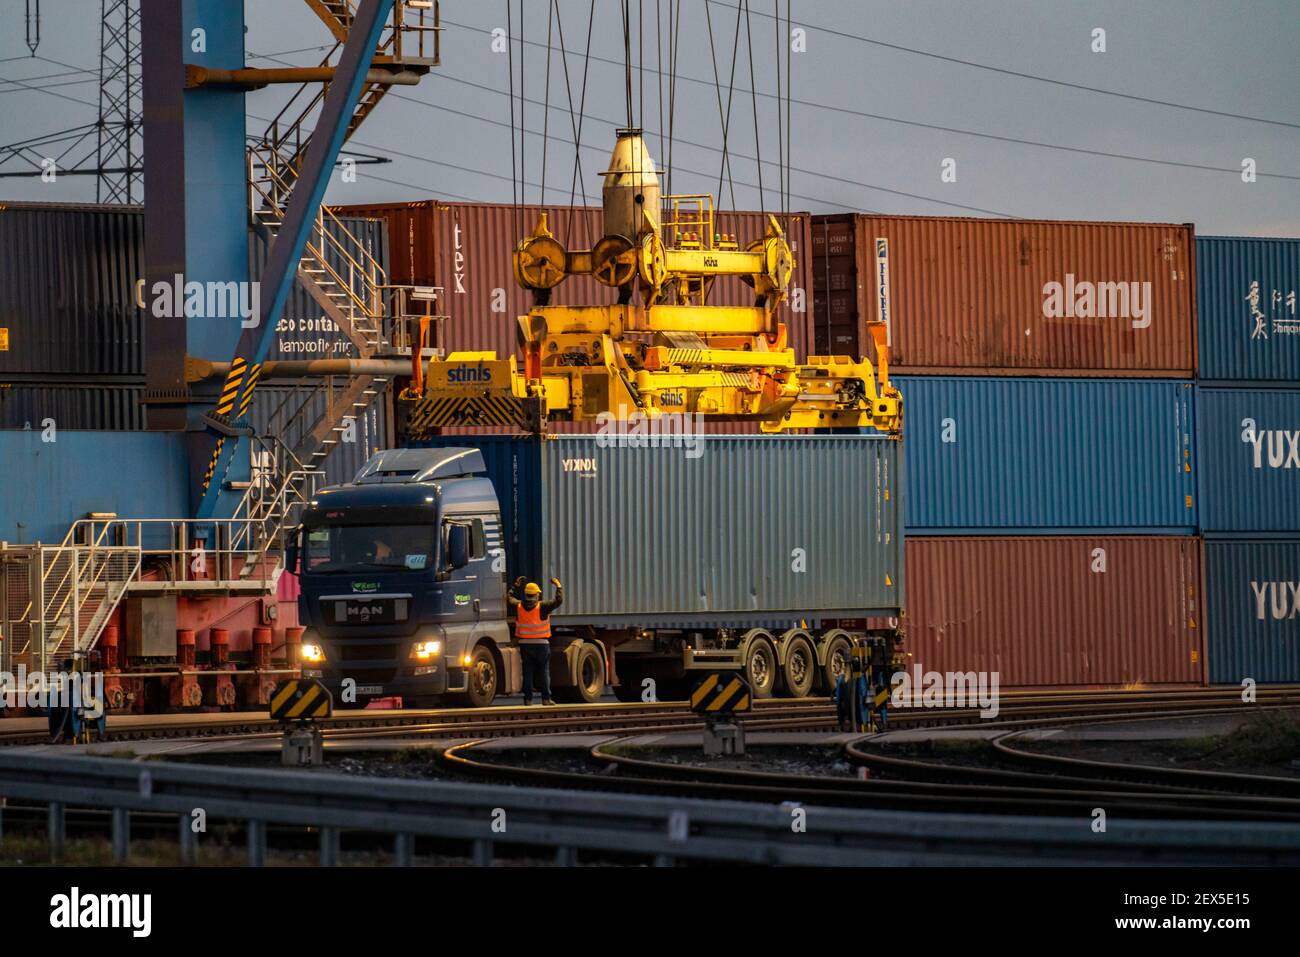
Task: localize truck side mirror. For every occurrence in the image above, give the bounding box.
[447,523,470,570]
[284,526,301,574]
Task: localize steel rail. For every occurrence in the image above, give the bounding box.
[438,702,1300,824]
[3,685,1295,748]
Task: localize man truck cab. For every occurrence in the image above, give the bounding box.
[287,448,520,708]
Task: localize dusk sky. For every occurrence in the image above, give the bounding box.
[1,1,1296,235]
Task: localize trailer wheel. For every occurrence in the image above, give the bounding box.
[780,634,817,698]
[554,643,605,703]
[744,637,778,698]
[820,635,852,693]
[461,645,498,708]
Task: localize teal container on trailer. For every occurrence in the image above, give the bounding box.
[1196,386,1300,535]
[1196,236,1300,384]
[408,433,904,628]
[1204,539,1300,684]
[896,376,1197,534]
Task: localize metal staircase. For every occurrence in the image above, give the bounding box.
[245,0,438,474]
[0,529,142,673]
[259,374,391,473]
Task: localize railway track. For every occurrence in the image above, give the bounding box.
[440,696,1300,823]
[0,698,834,748]
[5,685,1296,747]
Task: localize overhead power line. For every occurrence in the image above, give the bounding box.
[707,0,1300,131]
[439,15,1300,182]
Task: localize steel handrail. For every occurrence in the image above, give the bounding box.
[5,750,1299,867]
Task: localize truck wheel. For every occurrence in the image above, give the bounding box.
[744,637,777,698]
[781,635,816,698]
[463,646,498,708]
[554,643,605,703]
[820,635,852,693]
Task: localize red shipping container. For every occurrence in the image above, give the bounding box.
[899,536,1204,688]
[334,200,815,361]
[810,213,1196,376]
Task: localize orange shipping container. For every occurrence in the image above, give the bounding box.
[335,200,815,361]
[811,213,1196,376]
[899,536,1205,688]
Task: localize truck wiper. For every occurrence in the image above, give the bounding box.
[313,562,407,573]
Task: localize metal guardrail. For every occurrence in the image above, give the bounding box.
[2,751,1298,866]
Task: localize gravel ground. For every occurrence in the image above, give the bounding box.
[614,745,856,777]
[1021,738,1300,779]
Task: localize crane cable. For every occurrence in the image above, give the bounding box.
[540,0,553,205]
[785,0,792,222]
[564,0,597,249]
[743,0,764,216]
[505,0,518,238]
[621,1,633,128]
[667,0,680,198]
[704,0,742,213]
[551,0,589,249]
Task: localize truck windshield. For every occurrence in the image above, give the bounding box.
[303,524,436,573]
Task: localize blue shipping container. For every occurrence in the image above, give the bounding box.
[1197,236,1300,383]
[897,376,1196,533]
[1204,539,1300,683]
[0,431,189,544]
[1196,387,1300,535]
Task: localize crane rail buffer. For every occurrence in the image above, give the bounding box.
[270,678,333,767]
[689,668,751,756]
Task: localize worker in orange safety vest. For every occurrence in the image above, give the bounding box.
[509,576,563,705]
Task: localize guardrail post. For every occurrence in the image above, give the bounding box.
[111,807,130,864]
[48,801,65,863]
[247,819,266,866]
[393,833,413,866]
[320,826,339,866]
[178,815,196,865]
[652,853,675,867]
[471,838,493,866]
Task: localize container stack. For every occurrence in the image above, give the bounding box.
[1195,236,1300,684]
[814,213,1202,687]
[0,202,394,488]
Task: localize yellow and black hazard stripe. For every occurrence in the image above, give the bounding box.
[689,671,752,713]
[201,438,225,495]
[270,679,333,721]
[664,348,710,366]
[216,357,247,417]
[407,395,528,433]
[236,361,263,418]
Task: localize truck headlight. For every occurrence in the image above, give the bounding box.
[410,640,442,661]
[301,643,325,663]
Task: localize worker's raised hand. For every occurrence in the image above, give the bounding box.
[550,577,561,588]
[514,576,527,587]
